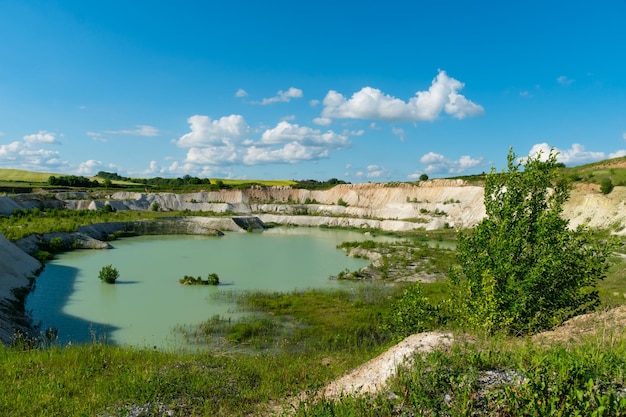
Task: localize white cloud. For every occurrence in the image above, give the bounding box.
[176,116,350,167]
[235,88,248,98]
[104,125,160,137]
[281,115,296,122]
[557,75,574,86]
[520,90,531,98]
[313,117,332,126]
[177,115,249,147]
[0,140,62,169]
[260,87,303,105]
[77,160,103,175]
[321,70,484,122]
[622,132,626,140]
[366,164,387,179]
[0,141,21,158]
[609,150,626,159]
[418,151,483,174]
[23,130,59,144]
[243,142,327,165]
[310,99,321,106]
[184,143,240,165]
[259,121,349,149]
[527,143,606,165]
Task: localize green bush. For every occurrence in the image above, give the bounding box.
[600,178,614,194]
[206,273,220,285]
[450,149,615,335]
[382,283,442,339]
[179,273,220,285]
[98,264,119,284]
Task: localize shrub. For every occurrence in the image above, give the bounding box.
[382,283,441,339]
[450,148,615,335]
[600,178,614,194]
[179,273,220,285]
[98,264,119,284]
[206,273,220,285]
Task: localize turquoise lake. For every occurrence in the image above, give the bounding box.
[25,227,381,349]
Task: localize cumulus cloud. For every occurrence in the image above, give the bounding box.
[259,121,349,149]
[417,151,483,174]
[176,115,351,167]
[321,70,484,122]
[609,150,626,159]
[0,140,61,168]
[260,87,303,105]
[104,125,160,137]
[366,164,387,179]
[557,75,574,86]
[23,130,59,144]
[243,142,329,164]
[235,88,248,98]
[313,117,332,126]
[184,143,240,165]
[177,115,250,147]
[527,143,608,165]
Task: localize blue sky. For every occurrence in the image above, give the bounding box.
[1,1,625,181]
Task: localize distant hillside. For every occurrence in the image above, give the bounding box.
[0,168,57,183]
[559,155,626,186]
[0,168,297,191]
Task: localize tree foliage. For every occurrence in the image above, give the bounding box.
[98,265,119,284]
[600,177,614,195]
[450,149,615,335]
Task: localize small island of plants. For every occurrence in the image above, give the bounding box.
[179,272,220,286]
[98,264,119,284]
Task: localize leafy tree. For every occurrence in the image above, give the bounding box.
[419,173,429,181]
[206,273,220,285]
[99,265,119,284]
[600,178,614,195]
[450,149,614,335]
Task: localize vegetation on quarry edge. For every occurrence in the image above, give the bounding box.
[0,150,625,416]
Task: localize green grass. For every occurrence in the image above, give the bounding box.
[210,178,296,187]
[294,331,626,416]
[559,156,626,187]
[0,231,624,415]
[0,168,297,192]
[0,339,368,416]
[0,208,167,241]
[0,168,56,183]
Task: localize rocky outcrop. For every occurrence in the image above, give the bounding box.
[3,182,626,234]
[0,233,41,343]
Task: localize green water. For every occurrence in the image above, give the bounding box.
[26,228,380,349]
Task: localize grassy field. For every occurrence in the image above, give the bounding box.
[0,168,297,191]
[0,168,57,183]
